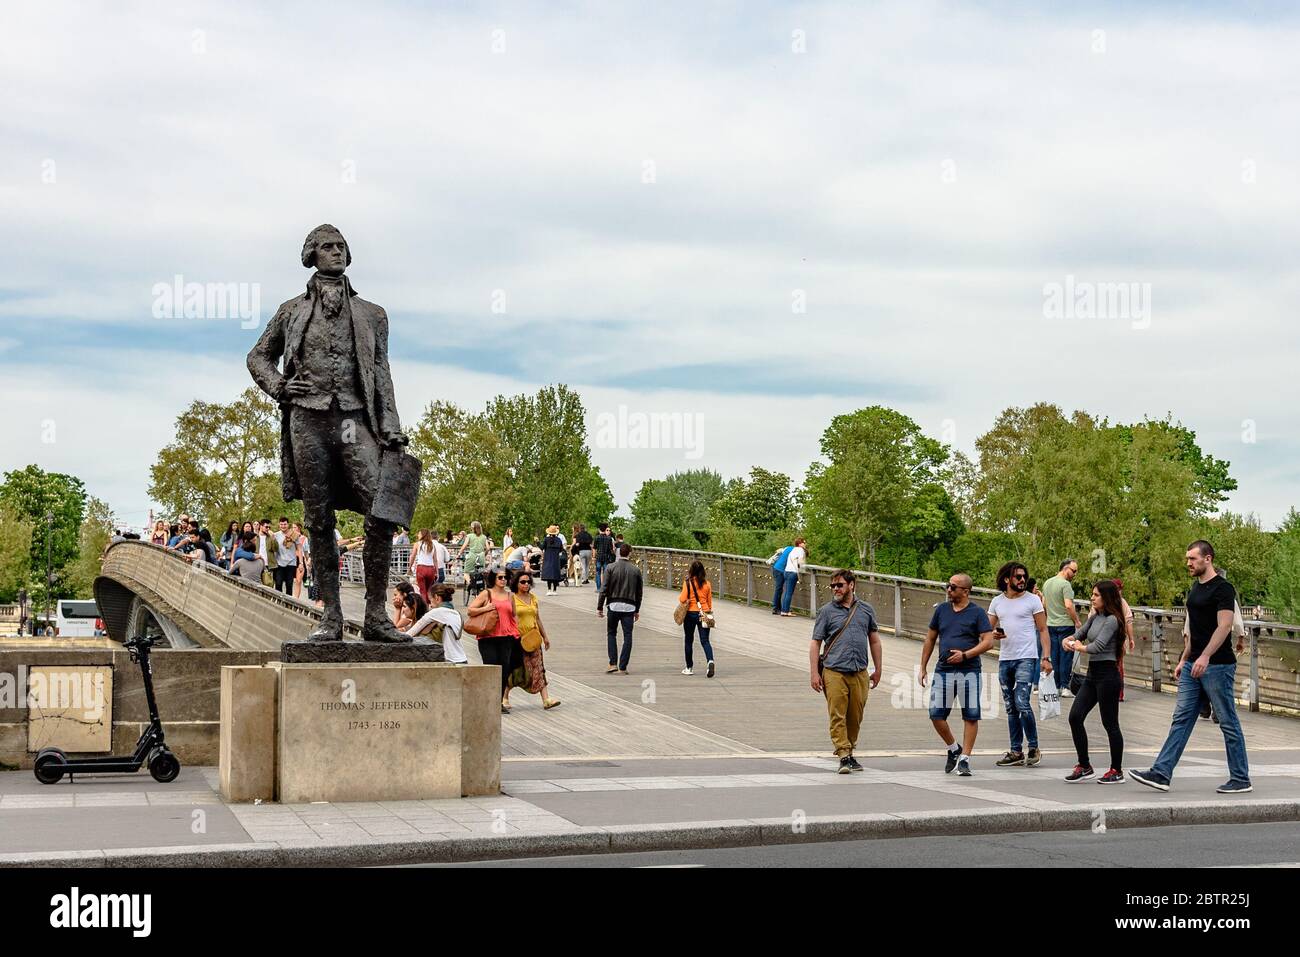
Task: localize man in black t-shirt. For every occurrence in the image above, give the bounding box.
[920,574,994,776]
[1131,540,1252,794]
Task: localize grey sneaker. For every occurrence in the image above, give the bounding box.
[956,757,972,776]
[1129,768,1171,791]
[996,751,1025,767]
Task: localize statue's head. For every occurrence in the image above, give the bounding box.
[301,224,351,276]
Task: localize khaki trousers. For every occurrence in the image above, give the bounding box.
[823,668,870,757]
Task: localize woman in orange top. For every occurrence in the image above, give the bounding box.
[679,559,717,677]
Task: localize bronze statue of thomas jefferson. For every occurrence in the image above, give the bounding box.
[247,224,413,642]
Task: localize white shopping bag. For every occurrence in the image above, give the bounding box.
[1038,672,1061,721]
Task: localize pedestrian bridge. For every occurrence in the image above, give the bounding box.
[91,540,1300,715]
[94,540,354,651]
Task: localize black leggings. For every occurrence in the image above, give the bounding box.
[1069,661,1124,770]
[477,636,522,694]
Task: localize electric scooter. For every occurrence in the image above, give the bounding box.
[33,634,181,784]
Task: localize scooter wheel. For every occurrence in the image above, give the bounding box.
[34,751,68,785]
[149,749,181,783]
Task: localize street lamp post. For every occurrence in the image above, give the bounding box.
[44,511,54,636]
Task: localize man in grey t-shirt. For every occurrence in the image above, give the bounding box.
[809,569,883,773]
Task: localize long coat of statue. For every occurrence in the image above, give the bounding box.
[246,279,403,513]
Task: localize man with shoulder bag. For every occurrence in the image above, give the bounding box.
[809,569,883,773]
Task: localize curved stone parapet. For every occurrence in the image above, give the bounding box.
[96,540,361,650]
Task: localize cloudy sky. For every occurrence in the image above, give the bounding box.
[2,1,1297,529]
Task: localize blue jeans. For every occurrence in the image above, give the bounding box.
[607,610,634,670]
[684,611,714,669]
[1049,625,1075,688]
[1150,663,1250,784]
[595,561,608,592]
[772,570,798,613]
[998,658,1038,752]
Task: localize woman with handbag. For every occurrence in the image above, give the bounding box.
[503,572,562,711]
[465,569,524,713]
[677,560,717,677]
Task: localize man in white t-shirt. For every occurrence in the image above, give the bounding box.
[987,561,1051,767]
[433,536,451,583]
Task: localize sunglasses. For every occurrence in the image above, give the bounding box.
[1011,574,1027,581]
[518,579,532,585]
[946,584,968,591]
[830,582,850,589]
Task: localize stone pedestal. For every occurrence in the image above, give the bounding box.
[218,661,499,803]
[219,665,277,802]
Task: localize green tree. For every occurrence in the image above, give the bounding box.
[801,407,947,569]
[1186,512,1274,606]
[660,469,726,531]
[1266,509,1300,621]
[710,467,794,531]
[626,479,698,549]
[923,531,1022,590]
[940,450,982,530]
[64,496,116,599]
[0,507,33,603]
[1117,418,1237,516]
[408,400,515,537]
[486,384,598,539]
[573,466,617,534]
[147,387,280,529]
[0,465,87,602]
[970,407,1208,604]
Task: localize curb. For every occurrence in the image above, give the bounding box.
[2,799,1297,867]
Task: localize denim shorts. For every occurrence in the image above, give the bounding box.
[929,668,982,721]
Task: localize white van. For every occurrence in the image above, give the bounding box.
[56,600,103,637]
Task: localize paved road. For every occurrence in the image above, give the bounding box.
[423,821,1300,868]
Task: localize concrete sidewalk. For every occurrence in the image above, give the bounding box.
[3,750,1298,866]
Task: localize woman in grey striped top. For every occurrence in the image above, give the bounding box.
[1062,579,1127,784]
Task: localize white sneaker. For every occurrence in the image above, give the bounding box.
[1061,688,1074,698]
[681,668,693,676]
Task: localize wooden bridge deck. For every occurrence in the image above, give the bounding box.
[346,581,1300,760]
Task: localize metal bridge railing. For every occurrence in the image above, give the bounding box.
[342,544,504,585]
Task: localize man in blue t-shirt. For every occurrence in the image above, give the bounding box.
[920,573,995,776]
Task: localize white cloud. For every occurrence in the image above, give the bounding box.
[1,1,1297,527]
